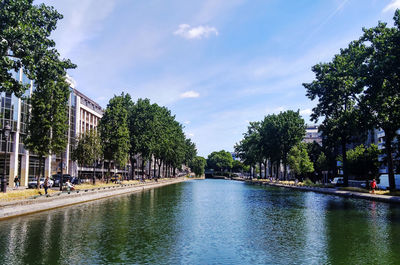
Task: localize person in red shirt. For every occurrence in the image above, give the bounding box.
[370,179,377,194]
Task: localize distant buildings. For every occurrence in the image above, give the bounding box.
[303,124,322,146]
[376,128,399,174]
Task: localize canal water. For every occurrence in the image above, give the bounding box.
[0,179,400,264]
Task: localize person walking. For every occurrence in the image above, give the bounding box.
[370,178,377,194]
[13,175,19,189]
[43,176,49,195]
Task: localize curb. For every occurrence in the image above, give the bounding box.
[247,180,400,205]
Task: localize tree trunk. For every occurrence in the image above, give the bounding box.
[157,160,162,178]
[148,157,152,179]
[259,161,262,178]
[131,157,136,180]
[341,139,348,187]
[154,158,157,180]
[264,161,267,179]
[60,152,64,191]
[107,161,111,183]
[37,155,43,189]
[92,161,96,185]
[173,167,176,177]
[141,159,145,180]
[283,160,287,181]
[385,133,396,190]
[277,160,281,180]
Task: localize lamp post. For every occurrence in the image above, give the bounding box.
[1,122,11,193]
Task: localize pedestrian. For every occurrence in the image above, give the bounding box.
[66,179,75,192]
[43,176,49,195]
[14,175,19,189]
[370,178,377,194]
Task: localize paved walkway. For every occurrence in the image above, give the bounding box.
[0,178,186,220]
[246,179,400,204]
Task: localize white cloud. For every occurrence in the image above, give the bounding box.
[383,0,400,12]
[184,121,191,125]
[40,0,116,57]
[180,91,200,98]
[174,24,218,39]
[300,109,312,116]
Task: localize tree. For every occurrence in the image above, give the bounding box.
[235,122,263,179]
[232,160,245,172]
[190,156,206,177]
[129,98,155,179]
[338,144,380,180]
[0,0,74,96]
[275,110,306,180]
[207,150,233,173]
[357,10,400,190]
[25,75,71,188]
[315,153,329,174]
[288,143,314,179]
[260,114,281,179]
[72,129,103,184]
[304,47,362,186]
[99,94,130,181]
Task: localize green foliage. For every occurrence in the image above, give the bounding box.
[235,110,305,179]
[72,129,103,167]
[315,153,329,173]
[0,0,75,96]
[232,160,245,172]
[190,156,206,177]
[207,150,233,172]
[303,46,363,186]
[16,1,76,164]
[356,10,400,189]
[338,144,380,180]
[235,122,262,169]
[25,76,70,157]
[288,143,314,177]
[303,9,400,189]
[99,93,130,168]
[127,98,196,177]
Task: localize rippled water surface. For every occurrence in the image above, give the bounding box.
[1,179,400,264]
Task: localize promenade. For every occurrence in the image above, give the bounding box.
[0,177,186,220]
[247,179,400,204]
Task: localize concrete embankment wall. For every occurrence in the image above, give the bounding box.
[0,178,186,220]
[246,180,400,205]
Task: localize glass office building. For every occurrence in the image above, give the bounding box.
[0,71,104,187]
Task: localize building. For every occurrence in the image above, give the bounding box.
[0,69,106,187]
[303,124,322,146]
[377,128,399,174]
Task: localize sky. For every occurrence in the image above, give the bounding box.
[37,0,400,157]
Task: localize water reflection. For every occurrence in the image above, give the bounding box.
[0,180,400,264]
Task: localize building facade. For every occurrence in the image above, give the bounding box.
[377,128,399,174]
[303,124,322,146]
[0,70,105,187]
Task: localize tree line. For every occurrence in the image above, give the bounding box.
[234,10,400,190]
[73,94,199,183]
[234,110,306,180]
[304,10,400,190]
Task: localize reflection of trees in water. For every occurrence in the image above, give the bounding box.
[325,199,399,264]
[386,204,400,261]
[0,184,184,264]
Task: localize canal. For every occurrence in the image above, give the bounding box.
[1,179,400,264]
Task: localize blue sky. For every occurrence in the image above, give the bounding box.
[39,0,399,157]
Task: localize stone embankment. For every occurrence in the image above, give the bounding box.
[0,178,186,220]
[245,179,400,205]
